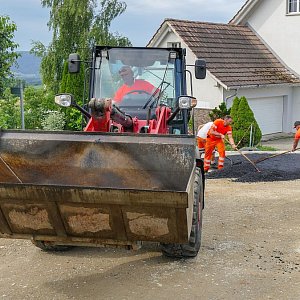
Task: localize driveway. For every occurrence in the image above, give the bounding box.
[0,135,299,299]
[0,157,299,299]
[261,135,294,151]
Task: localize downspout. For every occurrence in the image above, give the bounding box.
[224,89,238,107]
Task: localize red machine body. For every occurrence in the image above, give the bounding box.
[84,98,172,134]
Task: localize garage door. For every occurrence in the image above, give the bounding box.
[248,97,283,135]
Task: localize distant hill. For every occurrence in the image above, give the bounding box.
[11,51,42,85]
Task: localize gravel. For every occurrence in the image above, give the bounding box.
[206,153,300,182]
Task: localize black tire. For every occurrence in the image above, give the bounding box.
[160,167,204,258]
[31,240,72,252]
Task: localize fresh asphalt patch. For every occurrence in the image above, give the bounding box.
[206,153,300,182]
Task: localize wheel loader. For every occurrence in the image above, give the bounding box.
[0,46,206,258]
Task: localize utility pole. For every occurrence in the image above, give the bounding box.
[19,81,25,130]
[11,80,25,129]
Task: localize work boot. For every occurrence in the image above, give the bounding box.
[210,162,218,169]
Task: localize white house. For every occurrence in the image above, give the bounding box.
[147,0,300,135]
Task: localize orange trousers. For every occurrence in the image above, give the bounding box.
[196,137,206,149]
[204,138,225,171]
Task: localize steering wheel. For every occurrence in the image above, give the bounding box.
[124,90,152,96]
[123,90,155,109]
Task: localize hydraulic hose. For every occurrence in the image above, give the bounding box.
[111,105,133,129]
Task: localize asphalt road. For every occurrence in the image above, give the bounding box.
[0,175,299,299]
[207,152,300,182]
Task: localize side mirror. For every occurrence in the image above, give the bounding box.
[195,59,206,79]
[55,93,91,119]
[68,53,81,73]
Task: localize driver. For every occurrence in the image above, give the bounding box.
[113,66,159,103]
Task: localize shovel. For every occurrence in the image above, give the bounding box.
[234,148,261,172]
[225,137,261,172]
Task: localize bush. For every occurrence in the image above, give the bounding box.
[209,102,231,121]
[230,96,262,148]
[41,110,65,130]
[229,96,240,126]
[24,86,57,129]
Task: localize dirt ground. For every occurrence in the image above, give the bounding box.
[1,167,299,300]
[0,149,300,300]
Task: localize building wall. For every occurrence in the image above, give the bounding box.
[184,47,224,109]
[193,71,224,109]
[194,108,212,130]
[246,0,300,75]
[225,85,296,133]
[225,86,291,103]
[154,31,179,47]
[293,87,300,123]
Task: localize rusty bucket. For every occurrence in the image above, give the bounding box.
[0,130,196,246]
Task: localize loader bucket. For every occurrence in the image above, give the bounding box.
[0,130,197,246]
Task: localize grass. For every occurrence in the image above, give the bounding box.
[256,145,278,151]
[225,144,278,151]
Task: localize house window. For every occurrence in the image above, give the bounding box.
[167,42,181,48]
[288,0,300,13]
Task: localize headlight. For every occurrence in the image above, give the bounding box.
[178,96,197,109]
[55,94,74,107]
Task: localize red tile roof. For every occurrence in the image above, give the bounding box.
[162,19,300,89]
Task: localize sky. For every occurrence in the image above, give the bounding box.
[0,0,246,51]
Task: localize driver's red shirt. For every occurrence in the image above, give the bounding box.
[114,79,156,103]
[295,128,300,139]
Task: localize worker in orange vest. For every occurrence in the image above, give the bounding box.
[292,120,300,151]
[204,115,237,172]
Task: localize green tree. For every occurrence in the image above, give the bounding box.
[32,0,131,93]
[0,16,19,97]
[0,88,20,129]
[231,96,262,148]
[89,0,131,46]
[209,102,231,121]
[60,60,85,130]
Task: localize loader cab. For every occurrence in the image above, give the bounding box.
[89,46,195,134]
